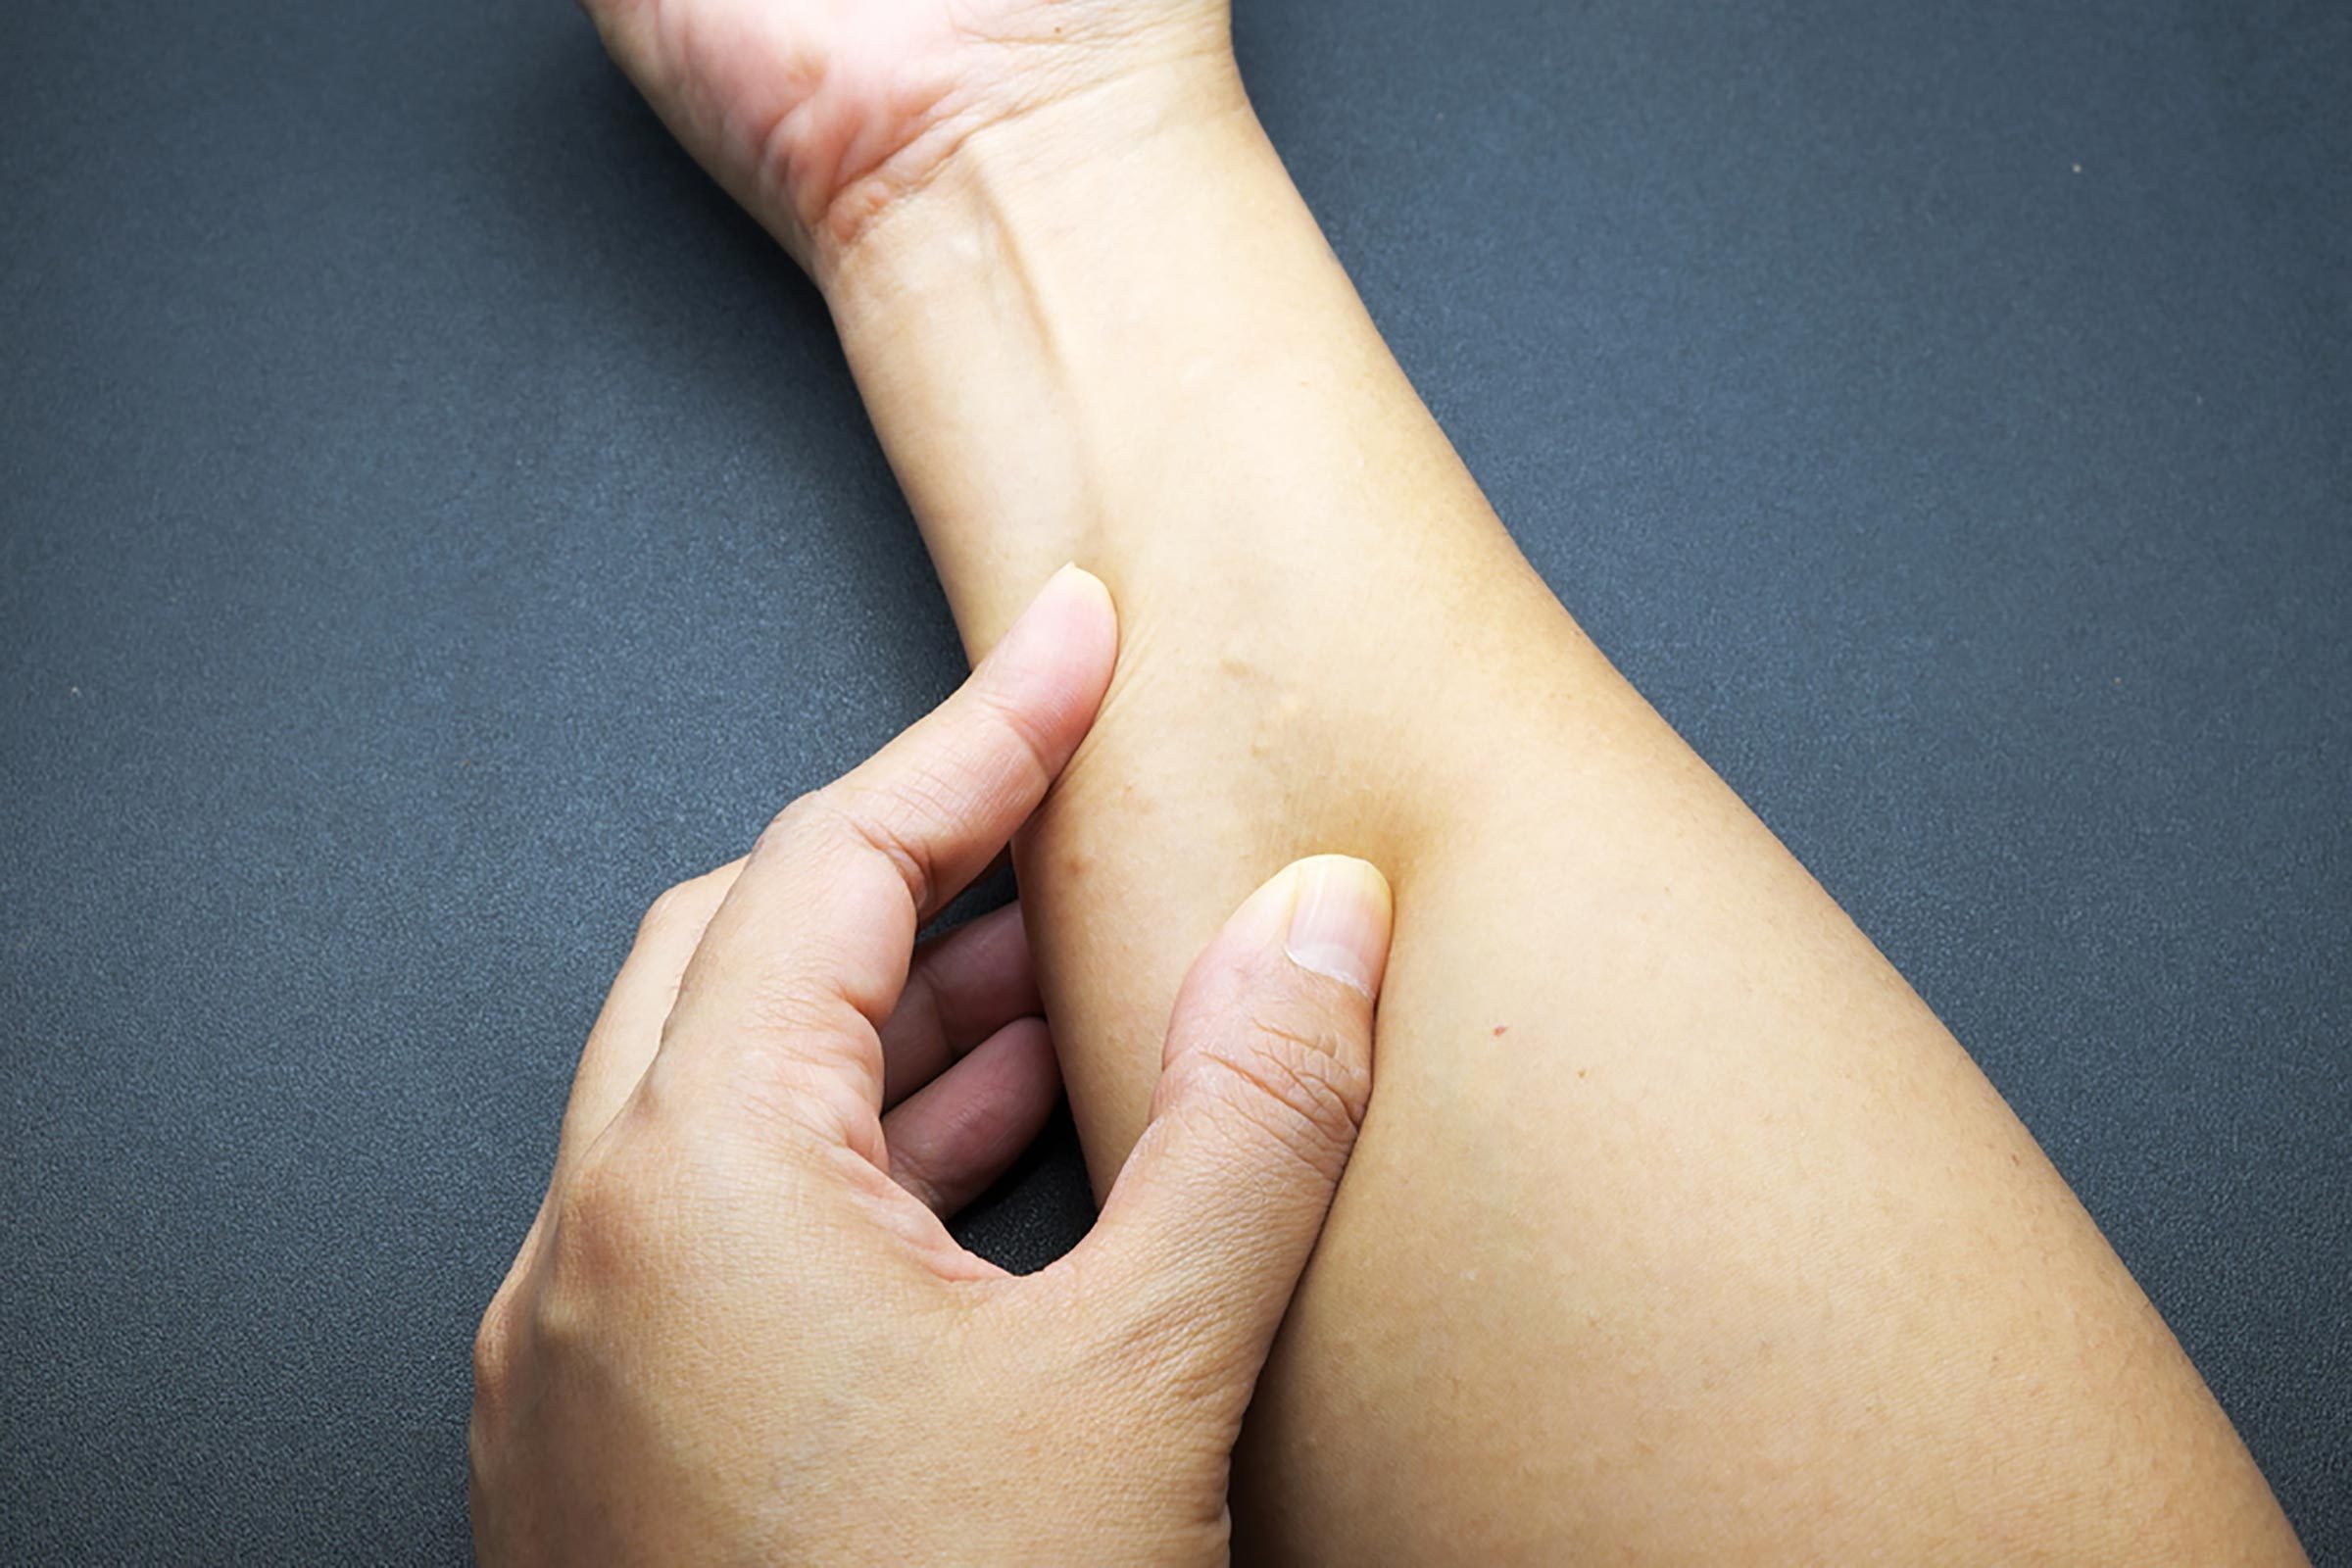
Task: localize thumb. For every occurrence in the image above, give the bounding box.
[1072,855,1392,1402]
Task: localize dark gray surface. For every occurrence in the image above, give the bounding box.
[3,0,2345,1560]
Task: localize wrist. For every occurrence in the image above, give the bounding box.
[811,53,1259,297]
[816,51,1311,652]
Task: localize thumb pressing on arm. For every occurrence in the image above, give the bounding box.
[1064,855,1393,1427]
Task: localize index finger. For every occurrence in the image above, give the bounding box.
[657,564,1116,1132]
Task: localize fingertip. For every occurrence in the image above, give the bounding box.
[1045,562,1116,638]
[972,564,1120,760]
[1282,855,1393,999]
[1043,562,1119,698]
[992,563,1117,675]
[1215,855,1395,1000]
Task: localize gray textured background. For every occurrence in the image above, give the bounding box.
[3,0,2346,1560]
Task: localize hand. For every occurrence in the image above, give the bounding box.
[469,565,1395,1565]
[579,0,1234,270]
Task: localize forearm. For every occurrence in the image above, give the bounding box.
[822,64,2300,1564]
[828,61,1598,1159]
[827,64,1544,661]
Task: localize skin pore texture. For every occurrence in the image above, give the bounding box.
[584,6,2309,1561]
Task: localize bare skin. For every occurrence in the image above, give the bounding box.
[578,1,2309,1560]
[472,571,1400,1565]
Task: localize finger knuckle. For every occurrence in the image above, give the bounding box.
[754,790,831,861]
[1174,1017,1370,1175]
[470,1298,515,1405]
[741,1061,881,1165]
[1072,1272,1260,1438]
[1156,1337,1261,1425]
[828,779,949,903]
[967,684,1058,794]
[680,1013,881,1163]
[636,876,708,942]
[768,783,946,910]
[1098,1291,1246,1407]
[542,1141,664,1299]
[730,964,859,1044]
